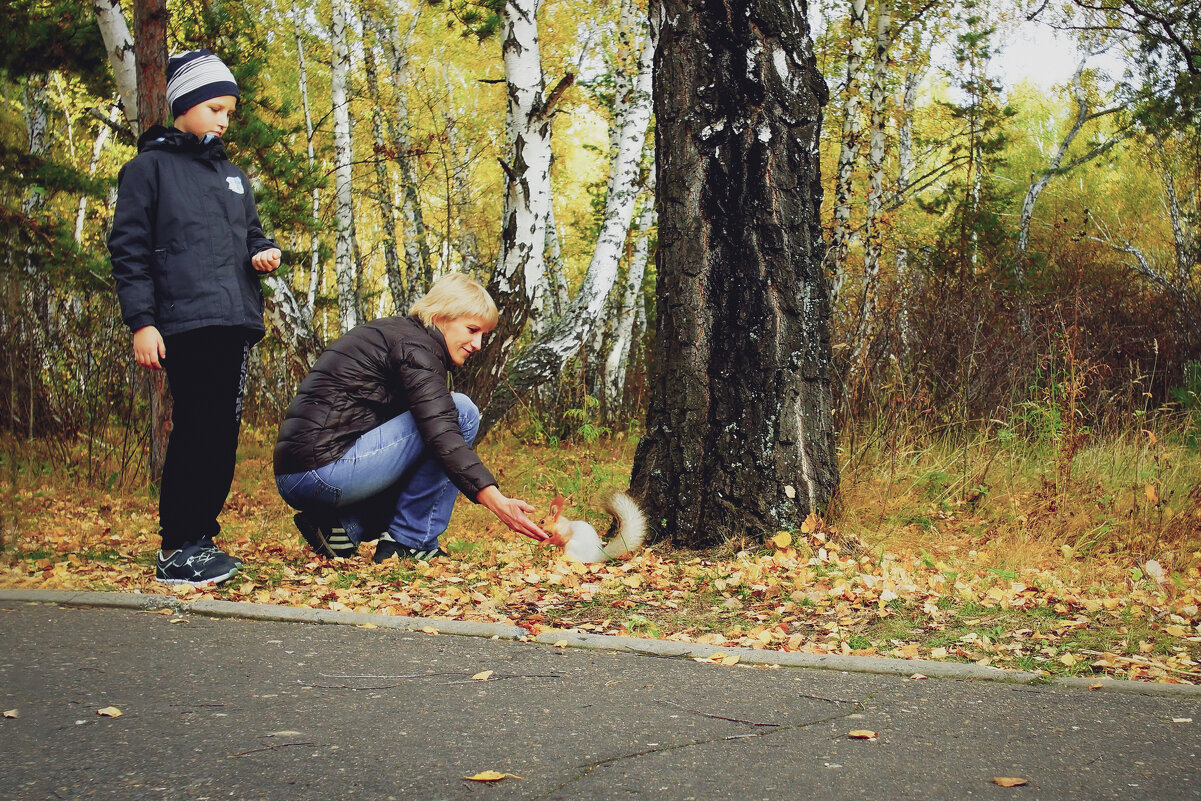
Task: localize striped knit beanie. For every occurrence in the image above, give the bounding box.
[166,50,240,117]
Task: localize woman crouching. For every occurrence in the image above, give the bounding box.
[274,273,547,561]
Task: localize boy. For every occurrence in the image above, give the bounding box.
[108,50,281,586]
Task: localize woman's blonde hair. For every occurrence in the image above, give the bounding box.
[409,273,498,328]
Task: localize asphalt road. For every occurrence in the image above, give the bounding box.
[1,599,1199,801]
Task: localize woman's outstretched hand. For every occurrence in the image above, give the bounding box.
[477,485,548,542]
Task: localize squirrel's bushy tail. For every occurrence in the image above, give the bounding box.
[603,491,647,558]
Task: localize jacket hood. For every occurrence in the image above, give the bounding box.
[136,125,227,160]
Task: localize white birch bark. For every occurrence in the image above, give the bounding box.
[894,68,918,365]
[829,0,869,307]
[75,105,117,243]
[93,0,138,133]
[604,177,654,411]
[441,73,480,276]
[478,0,657,433]
[381,5,432,303]
[331,0,359,331]
[850,0,892,380]
[292,0,323,321]
[361,14,402,315]
[495,0,556,314]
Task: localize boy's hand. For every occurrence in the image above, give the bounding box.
[251,248,282,273]
[132,326,166,370]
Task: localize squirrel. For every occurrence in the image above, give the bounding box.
[543,491,647,563]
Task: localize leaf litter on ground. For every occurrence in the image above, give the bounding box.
[2,430,1199,685]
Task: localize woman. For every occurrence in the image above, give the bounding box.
[274,273,547,562]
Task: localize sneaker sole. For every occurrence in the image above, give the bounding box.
[155,567,238,587]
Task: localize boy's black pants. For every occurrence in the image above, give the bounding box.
[159,326,252,551]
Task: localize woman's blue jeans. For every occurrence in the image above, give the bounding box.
[275,393,480,550]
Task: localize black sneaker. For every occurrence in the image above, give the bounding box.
[294,512,357,558]
[372,539,449,564]
[156,542,239,586]
[198,538,243,567]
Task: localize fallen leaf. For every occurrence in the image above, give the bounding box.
[96,707,122,718]
[420,625,439,635]
[358,623,378,629]
[719,654,740,666]
[2,709,17,719]
[1173,717,1193,723]
[1165,625,1189,637]
[909,673,928,680]
[1146,485,1159,504]
[553,639,568,648]
[464,771,522,782]
[472,670,494,681]
[848,730,878,739]
[772,532,792,549]
[930,647,948,660]
[993,777,1028,787]
[1089,682,1104,690]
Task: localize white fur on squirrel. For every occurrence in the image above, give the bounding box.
[560,492,646,563]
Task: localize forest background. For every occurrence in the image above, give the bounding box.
[2,0,1201,682]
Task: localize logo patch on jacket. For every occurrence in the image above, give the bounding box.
[226,176,245,195]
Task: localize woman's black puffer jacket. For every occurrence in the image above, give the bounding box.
[273,315,496,501]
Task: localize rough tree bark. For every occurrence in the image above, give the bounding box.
[629,0,839,545]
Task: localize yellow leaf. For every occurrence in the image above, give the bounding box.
[553,639,568,648]
[993,777,1028,787]
[848,730,878,739]
[420,626,439,635]
[1060,652,1077,666]
[1165,625,1189,637]
[472,670,494,681]
[358,623,378,630]
[1146,484,1160,504]
[622,574,643,589]
[930,647,948,660]
[464,771,521,782]
[720,654,740,666]
[800,514,819,534]
[1089,682,1104,690]
[96,706,122,718]
[2,709,17,719]
[772,532,792,549]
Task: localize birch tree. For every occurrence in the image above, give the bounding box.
[379,4,433,308]
[460,0,566,415]
[1014,59,1128,334]
[829,0,869,307]
[630,0,839,545]
[603,176,654,416]
[92,0,137,134]
[849,0,893,385]
[331,0,360,331]
[291,0,323,321]
[475,0,657,435]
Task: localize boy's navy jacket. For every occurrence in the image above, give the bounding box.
[108,125,276,340]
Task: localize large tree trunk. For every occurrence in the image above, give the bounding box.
[476,0,655,435]
[630,0,838,545]
[459,0,559,416]
[331,0,360,332]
